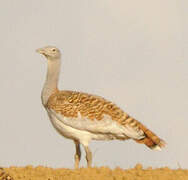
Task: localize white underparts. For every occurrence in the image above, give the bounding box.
[46,108,145,146]
[152,145,162,151]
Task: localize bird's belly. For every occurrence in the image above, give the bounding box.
[47,111,122,145]
[46,109,113,144]
[48,111,85,139]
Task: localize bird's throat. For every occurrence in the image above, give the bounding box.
[41,59,61,106]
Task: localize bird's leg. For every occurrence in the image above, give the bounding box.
[74,140,81,169]
[84,146,92,167]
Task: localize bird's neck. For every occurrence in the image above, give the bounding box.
[42,58,61,106]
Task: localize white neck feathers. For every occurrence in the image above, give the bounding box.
[41,58,61,106]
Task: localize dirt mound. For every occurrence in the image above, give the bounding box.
[1,164,188,180]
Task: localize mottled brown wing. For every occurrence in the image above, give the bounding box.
[47,90,130,122]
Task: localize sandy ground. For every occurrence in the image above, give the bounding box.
[1,164,188,180]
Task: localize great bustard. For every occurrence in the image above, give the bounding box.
[36,46,165,168]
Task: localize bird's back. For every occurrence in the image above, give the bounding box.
[47,90,129,122]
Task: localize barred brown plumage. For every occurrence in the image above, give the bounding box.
[47,90,128,121]
[37,46,166,168]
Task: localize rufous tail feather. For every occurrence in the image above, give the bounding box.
[134,120,166,150]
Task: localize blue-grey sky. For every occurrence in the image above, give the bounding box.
[0,0,188,169]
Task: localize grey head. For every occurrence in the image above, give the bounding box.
[36,46,61,59]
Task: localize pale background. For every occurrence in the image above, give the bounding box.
[0,0,188,169]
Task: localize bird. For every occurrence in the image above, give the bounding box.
[36,45,165,168]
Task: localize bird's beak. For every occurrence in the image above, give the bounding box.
[36,48,45,55]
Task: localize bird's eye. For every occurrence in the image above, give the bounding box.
[52,49,56,52]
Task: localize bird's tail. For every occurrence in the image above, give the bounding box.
[134,120,166,150]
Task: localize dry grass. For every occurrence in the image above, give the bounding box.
[1,164,188,180]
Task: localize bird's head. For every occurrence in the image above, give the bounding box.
[36,46,61,60]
